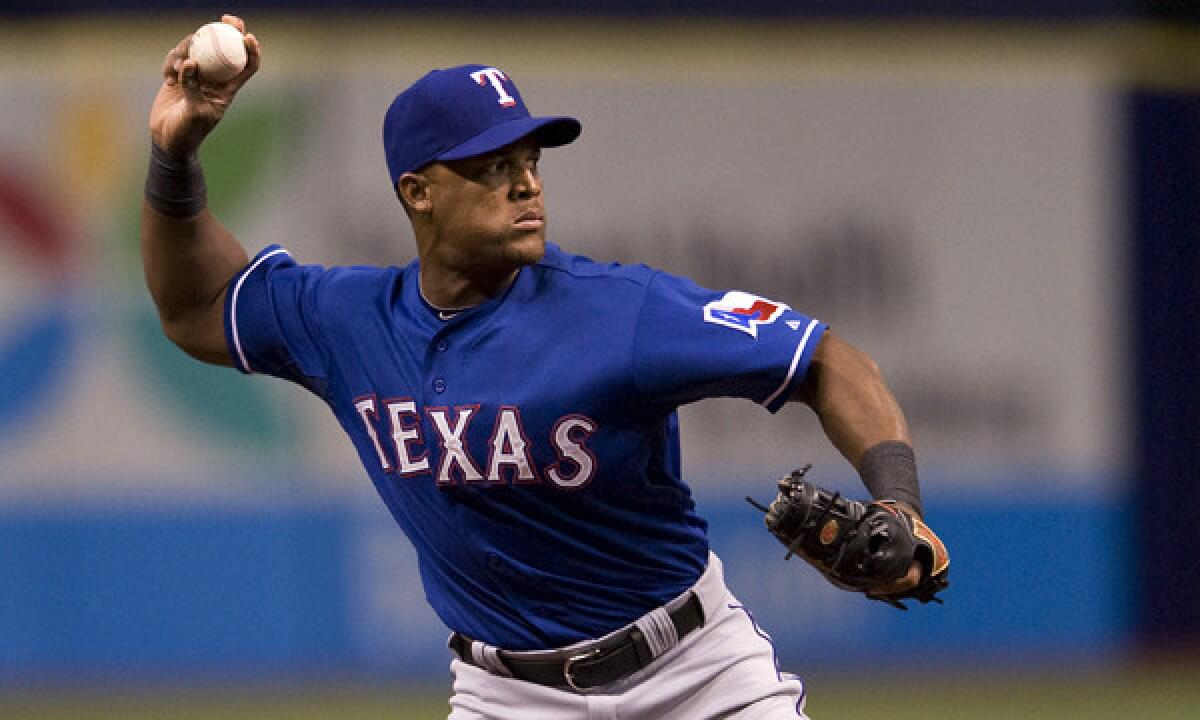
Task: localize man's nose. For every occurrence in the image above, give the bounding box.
[512,167,540,198]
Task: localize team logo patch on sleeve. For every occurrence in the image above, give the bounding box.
[703,291,789,338]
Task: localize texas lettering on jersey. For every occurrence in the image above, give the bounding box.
[353,396,598,490]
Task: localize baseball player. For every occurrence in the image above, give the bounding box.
[142,15,944,719]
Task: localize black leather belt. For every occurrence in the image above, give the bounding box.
[449,592,705,691]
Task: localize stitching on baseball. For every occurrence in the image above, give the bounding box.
[208,26,236,72]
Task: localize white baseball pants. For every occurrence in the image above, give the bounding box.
[447,553,808,720]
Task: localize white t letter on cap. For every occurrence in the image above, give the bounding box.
[470,67,517,107]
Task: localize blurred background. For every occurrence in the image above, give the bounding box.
[1,1,1197,718]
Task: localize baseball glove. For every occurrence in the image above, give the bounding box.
[746,465,949,609]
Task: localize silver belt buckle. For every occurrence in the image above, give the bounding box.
[563,647,603,691]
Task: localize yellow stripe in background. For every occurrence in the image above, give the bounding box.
[0,15,1197,88]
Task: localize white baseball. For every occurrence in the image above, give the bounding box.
[189,22,247,85]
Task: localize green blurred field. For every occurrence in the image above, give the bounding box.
[3,662,1197,719]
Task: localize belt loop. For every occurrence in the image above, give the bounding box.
[452,633,514,678]
[472,639,514,678]
[633,606,678,660]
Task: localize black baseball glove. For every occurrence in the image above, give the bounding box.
[747,465,949,609]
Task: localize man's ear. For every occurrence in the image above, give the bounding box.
[397,172,432,213]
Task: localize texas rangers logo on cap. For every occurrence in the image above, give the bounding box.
[470,67,517,107]
[703,291,789,338]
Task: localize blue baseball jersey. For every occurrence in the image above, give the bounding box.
[225,242,827,650]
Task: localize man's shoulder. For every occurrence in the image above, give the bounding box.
[252,249,411,311]
[320,260,409,285]
[247,246,410,284]
[537,243,657,288]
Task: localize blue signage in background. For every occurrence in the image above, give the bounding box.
[0,485,1129,686]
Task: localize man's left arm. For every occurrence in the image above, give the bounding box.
[791,329,924,595]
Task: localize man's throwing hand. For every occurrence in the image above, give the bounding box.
[149,14,261,157]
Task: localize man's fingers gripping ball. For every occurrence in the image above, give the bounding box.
[747,465,950,609]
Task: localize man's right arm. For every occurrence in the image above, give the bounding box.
[141,205,246,366]
[141,15,261,366]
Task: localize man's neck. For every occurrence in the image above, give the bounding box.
[418,266,519,310]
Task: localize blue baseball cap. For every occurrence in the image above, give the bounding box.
[383,64,581,185]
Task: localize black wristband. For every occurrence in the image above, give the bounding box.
[859,441,923,517]
[145,142,207,218]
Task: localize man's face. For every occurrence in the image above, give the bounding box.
[422,137,547,271]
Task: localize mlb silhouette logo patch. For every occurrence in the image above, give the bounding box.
[703,291,789,338]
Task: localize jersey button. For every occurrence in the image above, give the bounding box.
[433,377,446,393]
[435,340,448,352]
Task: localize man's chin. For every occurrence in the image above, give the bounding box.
[506,234,546,266]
